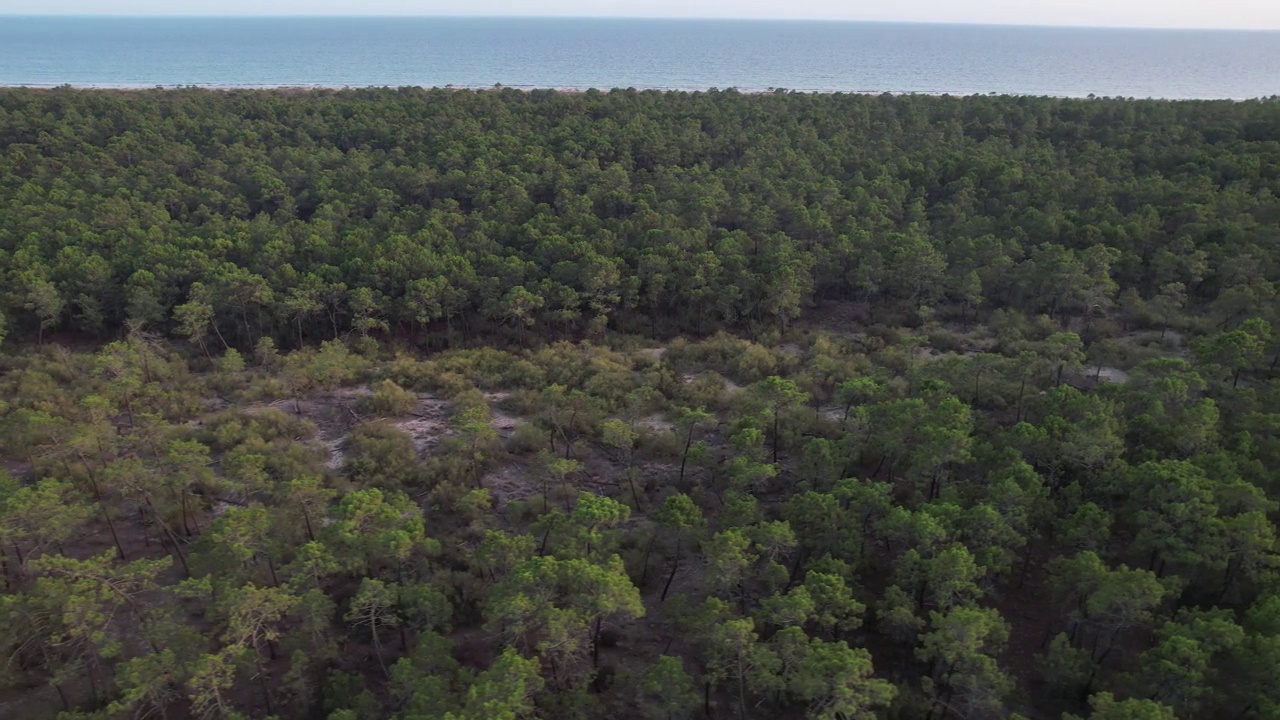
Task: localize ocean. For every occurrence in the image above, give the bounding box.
[1,16,1279,99]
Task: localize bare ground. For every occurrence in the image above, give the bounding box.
[0,459,32,480]
[393,396,453,456]
[635,413,676,434]
[239,387,370,468]
[1090,365,1130,384]
[481,461,537,507]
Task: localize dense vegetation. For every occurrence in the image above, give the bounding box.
[1,86,1279,720]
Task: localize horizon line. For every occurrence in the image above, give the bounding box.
[2,13,1280,33]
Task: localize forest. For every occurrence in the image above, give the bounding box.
[0,86,1279,720]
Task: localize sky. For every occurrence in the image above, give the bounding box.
[1,0,1278,30]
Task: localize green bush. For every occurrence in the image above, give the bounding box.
[359,379,419,416]
[508,422,547,454]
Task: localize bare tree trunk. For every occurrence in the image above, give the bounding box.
[301,504,315,542]
[254,654,275,716]
[661,541,681,601]
[83,469,126,560]
[640,533,656,588]
[371,624,389,678]
[212,322,230,351]
[679,425,696,485]
[592,617,602,669]
[146,496,190,576]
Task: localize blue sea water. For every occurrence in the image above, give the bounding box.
[1,16,1279,99]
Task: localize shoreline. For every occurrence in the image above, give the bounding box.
[0,83,1272,101]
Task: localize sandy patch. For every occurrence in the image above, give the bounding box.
[635,414,676,433]
[482,392,523,438]
[821,406,847,423]
[323,438,346,470]
[480,462,537,506]
[393,397,453,455]
[237,387,371,470]
[489,409,521,438]
[1090,366,1130,384]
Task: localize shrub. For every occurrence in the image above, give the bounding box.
[927,329,967,354]
[343,422,421,488]
[359,379,418,416]
[508,422,547,454]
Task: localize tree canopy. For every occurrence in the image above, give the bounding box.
[1,86,1280,720]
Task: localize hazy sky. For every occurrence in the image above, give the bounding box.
[1,0,1278,30]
